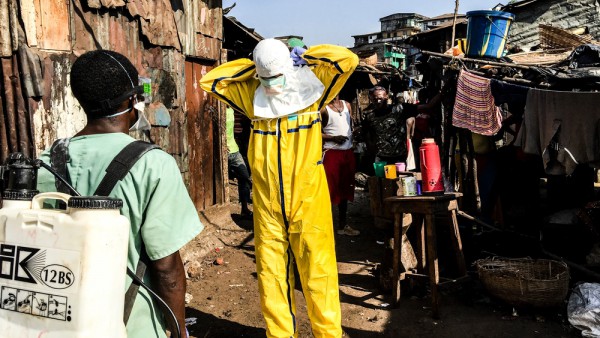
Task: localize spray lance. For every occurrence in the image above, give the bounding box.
[0,153,182,338]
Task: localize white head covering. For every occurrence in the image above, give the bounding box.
[253,38,293,78]
[252,39,324,119]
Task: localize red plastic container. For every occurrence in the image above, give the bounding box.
[419,138,444,195]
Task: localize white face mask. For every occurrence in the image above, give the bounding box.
[130,100,151,131]
[259,75,286,96]
[104,107,132,119]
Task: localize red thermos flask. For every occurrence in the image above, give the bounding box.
[419,138,444,195]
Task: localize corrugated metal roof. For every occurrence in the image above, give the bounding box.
[504,0,600,52]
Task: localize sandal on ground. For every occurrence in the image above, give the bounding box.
[337,225,360,236]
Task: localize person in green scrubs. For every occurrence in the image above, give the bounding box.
[37,51,203,338]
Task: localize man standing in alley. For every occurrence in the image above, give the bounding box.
[321,96,359,236]
[226,106,253,218]
[200,39,358,338]
[37,50,203,338]
[361,86,444,168]
[361,86,408,165]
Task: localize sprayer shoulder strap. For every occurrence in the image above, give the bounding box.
[94,140,160,196]
[89,140,159,324]
[123,249,148,324]
[49,138,72,195]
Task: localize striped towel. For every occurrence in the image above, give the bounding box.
[452,70,502,136]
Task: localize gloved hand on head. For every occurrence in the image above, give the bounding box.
[290,46,307,67]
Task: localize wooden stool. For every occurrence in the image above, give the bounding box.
[384,193,467,318]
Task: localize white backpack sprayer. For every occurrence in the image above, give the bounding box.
[0,150,182,338]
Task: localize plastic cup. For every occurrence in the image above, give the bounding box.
[373,162,387,177]
[384,165,397,179]
[395,162,406,173]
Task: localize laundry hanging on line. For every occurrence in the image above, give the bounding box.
[452,69,503,136]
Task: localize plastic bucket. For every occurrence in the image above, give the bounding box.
[373,162,387,177]
[466,10,515,59]
[384,165,397,179]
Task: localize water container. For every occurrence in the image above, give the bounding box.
[466,10,515,59]
[419,139,444,195]
[384,165,397,179]
[0,192,129,338]
[373,161,387,178]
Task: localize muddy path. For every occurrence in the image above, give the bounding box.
[184,185,578,337]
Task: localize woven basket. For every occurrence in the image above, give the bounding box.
[539,24,598,49]
[507,48,573,66]
[475,257,569,308]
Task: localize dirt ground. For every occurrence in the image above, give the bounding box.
[184,182,580,338]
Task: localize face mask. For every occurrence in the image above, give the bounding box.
[129,99,151,131]
[259,75,286,96]
[104,107,132,119]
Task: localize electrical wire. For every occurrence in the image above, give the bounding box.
[36,159,182,338]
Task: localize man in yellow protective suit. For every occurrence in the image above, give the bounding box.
[200,39,358,338]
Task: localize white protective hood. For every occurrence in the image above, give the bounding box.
[253,39,324,118]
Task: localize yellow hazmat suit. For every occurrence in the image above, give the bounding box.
[200,44,358,338]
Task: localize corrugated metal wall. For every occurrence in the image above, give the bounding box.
[506,0,600,51]
[1,0,227,211]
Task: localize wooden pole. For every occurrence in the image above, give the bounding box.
[421,50,548,70]
[451,0,460,50]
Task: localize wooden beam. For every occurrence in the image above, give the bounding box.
[421,50,549,70]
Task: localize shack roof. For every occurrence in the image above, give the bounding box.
[225,16,263,42]
[352,32,382,38]
[421,13,466,22]
[379,13,429,22]
[501,0,541,11]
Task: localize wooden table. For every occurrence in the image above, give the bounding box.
[384,193,467,318]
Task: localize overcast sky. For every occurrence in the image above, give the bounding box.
[223,0,505,47]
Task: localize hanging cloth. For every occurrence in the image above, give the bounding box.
[452,70,502,136]
[515,89,600,175]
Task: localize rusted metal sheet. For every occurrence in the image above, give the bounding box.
[12,54,32,156]
[214,47,229,207]
[35,0,70,51]
[3,58,18,154]
[19,0,38,46]
[87,0,126,9]
[0,63,8,160]
[179,0,222,59]
[195,32,221,61]
[185,59,222,210]
[32,53,87,156]
[71,1,110,51]
[0,55,32,157]
[138,0,180,50]
[15,0,227,212]
[0,0,19,57]
[18,44,45,98]
[196,1,223,39]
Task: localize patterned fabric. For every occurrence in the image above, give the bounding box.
[452,70,502,136]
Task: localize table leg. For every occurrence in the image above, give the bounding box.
[425,214,440,318]
[413,214,425,273]
[450,209,467,276]
[392,212,402,306]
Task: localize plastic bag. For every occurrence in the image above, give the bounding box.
[406,138,416,171]
[568,283,600,337]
